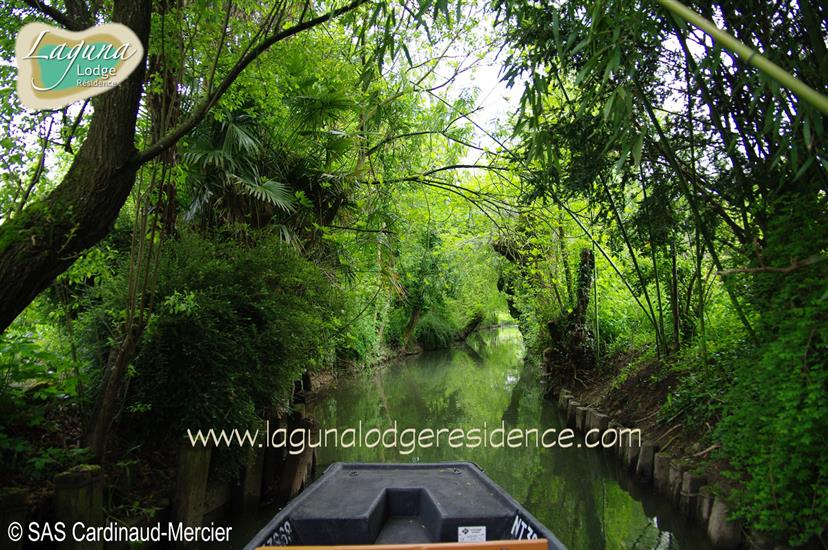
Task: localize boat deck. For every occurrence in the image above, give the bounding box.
[245,463,567,549]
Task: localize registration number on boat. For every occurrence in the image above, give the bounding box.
[510,513,539,540]
[263,520,294,546]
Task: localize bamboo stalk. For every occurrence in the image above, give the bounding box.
[658,0,828,116]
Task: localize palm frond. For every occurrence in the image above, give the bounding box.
[182,146,234,171]
[222,118,261,156]
[232,175,296,213]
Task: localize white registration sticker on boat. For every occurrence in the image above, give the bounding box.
[458,526,486,541]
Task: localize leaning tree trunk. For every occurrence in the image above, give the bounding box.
[86,326,140,458]
[0,0,152,333]
[402,304,422,349]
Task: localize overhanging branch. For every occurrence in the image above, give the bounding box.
[22,0,82,31]
[132,0,371,167]
[718,255,827,276]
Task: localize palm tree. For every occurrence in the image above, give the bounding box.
[182,111,295,228]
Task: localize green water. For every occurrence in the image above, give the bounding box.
[310,326,710,550]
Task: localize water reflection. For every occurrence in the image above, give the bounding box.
[312,327,710,550]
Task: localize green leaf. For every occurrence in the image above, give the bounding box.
[802,117,812,149]
[603,90,616,121]
[237,177,296,212]
[632,133,643,169]
[604,47,621,81]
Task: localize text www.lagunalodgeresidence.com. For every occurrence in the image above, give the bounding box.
[187,421,641,454]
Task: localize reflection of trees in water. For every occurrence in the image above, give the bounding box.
[501,360,607,550]
[461,341,485,365]
[313,328,701,549]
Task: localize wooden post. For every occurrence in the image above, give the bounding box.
[54,465,104,550]
[234,446,265,514]
[0,487,28,550]
[172,439,211,546]
[277,415,317,503]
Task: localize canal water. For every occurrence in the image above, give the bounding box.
[309,326,710,550]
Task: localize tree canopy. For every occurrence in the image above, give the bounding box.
[0,0,826,546]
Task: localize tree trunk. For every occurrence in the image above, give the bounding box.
[695,228,708,366]
[670,240,680,351]
[458,311,485,340]
[574,248,595,326]
[402,304,422,349]
[86,325,141,459]
[558,212,574,306]
[569,248,596,373]
[0,0,152,332]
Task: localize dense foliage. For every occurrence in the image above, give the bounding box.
[128,232,340,439]
[0,0,825,545]
[491,0,827,543]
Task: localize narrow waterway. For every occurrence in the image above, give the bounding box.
[308,326,710,550]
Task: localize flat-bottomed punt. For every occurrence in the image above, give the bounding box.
[245,462,567,550]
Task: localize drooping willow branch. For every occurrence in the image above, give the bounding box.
[420,87,662,327]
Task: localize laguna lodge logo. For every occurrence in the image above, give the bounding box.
[16,22,144,110]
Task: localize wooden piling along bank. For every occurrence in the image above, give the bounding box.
[4,410,317,550]
[0,487,28,550]
[553,388,745,549]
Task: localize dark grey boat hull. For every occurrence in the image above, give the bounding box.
[244,462,567,549]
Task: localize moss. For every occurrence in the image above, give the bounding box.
[0,223,17,256]
[0,198,77,257]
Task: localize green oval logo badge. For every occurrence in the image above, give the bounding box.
[16,22,144,110]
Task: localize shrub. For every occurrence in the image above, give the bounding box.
[414,306,458,350]
[717,267,828,545]
[123,231,340,470]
